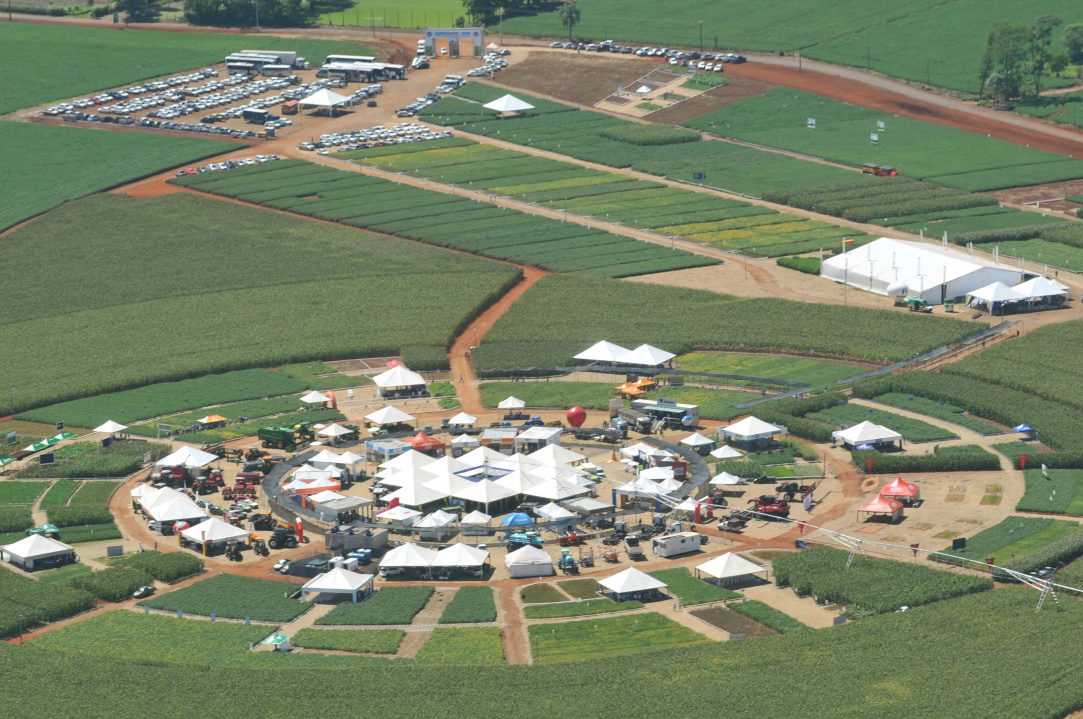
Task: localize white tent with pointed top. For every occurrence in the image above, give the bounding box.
[598,567,667,596]
[535,502,578,521]
[414,509,458,528]
[527,478,589,502]
[145,496,207,524]
[497,396,525,409]
[381,542,437,568]
[494,469,541,495]
[832,421,902,448]
[301,567,374,602]
[656,477,684,493]
[300,87,352,114]
[366,405,416,426]
[179,517,249,544]
[638,466,674,482]
[94,420,128,433]
[373,366,426,388]
[695,552,768,583]
[317,424,351,438]
[384,483,448,508]
[336,450,364,466]
[617,344,676,366]
[529,444,586,466]
[459,446,506,465]
[494,454,545,473]
[432,543,488,567]
[452,479,517,511]
[300,390,333,404]
[421,456,471,477]
[308,490,348,504]
[448,411,478,426]
[504,545,553,577]
[155,445,219,469]
[376,505,421,522]
[710,445,744,459]
[379,449,435,471]
[615,477,663,497]
[574,340,630,363]
[1015,275,1070,301]
[451,434,481,449]
[309,449,345,465]
[483,94,535,114]
[721,416,783,442]
[710,471,745,486]
[968,281,1026,305]
[423,471,474,497]
[679,433,714,448]
[461,509,492,525]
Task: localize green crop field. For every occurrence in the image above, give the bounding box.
[415,627,505,665]
[173,158,718,277]
[805,401,958,442]
[138,574,308,623]
[1017,469,1083,516]
[773,547,991,617]
[685,88,1083,191]
[872,393,1002,435]
[0,568,94,638]
[0,121,238,233]
[728,600,810,634]
[0,481,48,506]
[980,239,1083,270]
[317,586,434,626]
[317,0,462,28]
[6,589,1083,717]
[291,627,405,654]
[1,193,519,414]
[647,568,741,605]
[439,587,497,624]
[499,0,1078,94]
[528,612,707,663]
[520,583,565,603]
[933,517,1082,569]
[675,352,862,389]
[18,440,169,479]
[522,598,642,619]
[68,481,120,505]
[0,23,375,114]
[556,579,600,599]
[473,274,976,369]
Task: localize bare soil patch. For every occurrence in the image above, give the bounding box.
[690,606,778,637]
[990,178,1083,213]
[495,52,654,106]
[650,76,775,125]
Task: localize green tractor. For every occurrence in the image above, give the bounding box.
[256,422,313,450]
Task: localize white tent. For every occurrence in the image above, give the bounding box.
[130,483,153,499]
[378,467,426,488]
[381,542,437,568]
[483,94,535,113]
[308,490,348,504]
[638,466,675,482]
[451,434,481,449]
[2,534,75,569]
[291,468,341,484]
[380,449,435,472]
[832,421,902,448]
[317,424,351,438]
[179,517,249,544]
[300,390,332,404]
[1016,276,1070,301]
[384,483,448,507]
[615,477,663,497]
[530,444,585,466]
[459,446,506,465]
[722,416,783,442]
[494,454,546,473]
[309,449,345,464]
[376,505,421,522]
[302,567,374,602]
[599,567,667,596]
[373,366,426,389]
[94,420,127,433]
[617,344,676,366]
[145,496,207,524]
[283,475,338,492]
[821,237,1023,304]
[421,456,471,477]
[574,340,630,363]
[636,85,651,95]
[448,411,478,426]
[336,450,365,466]
[452,479,516,509]
[415,509,458,528]
[366,405,416,425]
[529,465,589,486]
[695,553,768,584]
[656,477,684,493]
[968,281,1025,304]
[432,543,489,567]
[461,509,492,525]
[497,396,525,409]
[139,486,183,510]
[300,87,352,113]
[710,471,745,486]
[710,445,744,459]
[505,545,553,577]
[535,502,578,521]
[495,469,542,495]
[679,433,714,448]
[423,471,474,497]
[155,445,219,469]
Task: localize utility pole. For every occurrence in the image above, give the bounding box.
[699,20,703,53]
[254,0,259,31]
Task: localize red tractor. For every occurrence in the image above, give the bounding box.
[222,484,257,501]
[557,530,582,547]
[749,495,790,520]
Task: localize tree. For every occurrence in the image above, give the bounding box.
[977,41,994,99]
[984,72,1011,109]
[1049,53,1069,76]
[1064,23,1083,65]
[1028,15,1062,95]
[984,21,1031,100]
[559,0,580,43]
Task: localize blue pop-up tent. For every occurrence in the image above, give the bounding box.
[500,512,533,527]
[1013,424,1033,433]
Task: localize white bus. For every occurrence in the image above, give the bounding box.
[325,54,377,65]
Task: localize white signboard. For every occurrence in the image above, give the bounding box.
[807,117,816,129]
[877,120,885,131]
[870,133,879,145]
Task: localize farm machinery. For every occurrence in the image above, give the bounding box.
[557,529,583,546]
[775,481,816,502]
[748,495,791,520]
[266,524,300,550]
[221,483,257,501]
[505,530,543,550]
[557,550,579,574]
[248,512,278,532]
[579,551,595,568]
[251,537,269,557]
[623,534,645,560]
[257,422,314,451]
[717,510,752,532]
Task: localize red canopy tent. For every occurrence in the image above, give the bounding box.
[857,494,904,523]
[880,477,920,504]
[405,431,445,453]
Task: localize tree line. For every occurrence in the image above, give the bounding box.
[979,15,1083,104]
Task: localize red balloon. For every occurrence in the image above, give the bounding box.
[566,406,587,428]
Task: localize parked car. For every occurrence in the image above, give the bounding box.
[379,565,405,578]
[133,585,155,599]
[273,559,291,573]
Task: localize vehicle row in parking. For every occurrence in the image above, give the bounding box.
[174,154,280,176]
[549,40,746,64]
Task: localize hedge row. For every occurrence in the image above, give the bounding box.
[851,447,1000,473]
[1001,528,1083,579]
[776,257,821,275]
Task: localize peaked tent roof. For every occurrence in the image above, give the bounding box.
[179,517,250,543]
[372,366,426,388]
[383,483,448,507]
[459,446,508,465]
[615,477,663,496]
[432,543,489,567]
[308,490,348,503]
[617,344,676,366]
[968,281,1025,303]
[599,567,667,594]
[414,509,459,528]
[495,469,542,494]
[696,552,767,580]
[94,420,128,433]
[309,449,346,464]
[421,456,471,477]
[381,542,437,567]
[722,416,783,440]
[130,483,153,498]
[155,445,219,469]
[423,472,474,497]
[300,87,351,107]
[376,505,422,521]
[858,495,904,514]
[482,94,535,113]
[451,479,516,504]
[529,444,586,466]
[534,501,578,520]
[710,445,744,459]
[574,340,631,362]
[302,567,374,593]
[317,424,351,437]
[451,433,481,447]
[832,421,902,445]
[379,449,435,471]
[1015,275,1069,299]
[337,450,365,465]
[710,471,745,485]
[145,496,208,522]
[448,411,478,426]
[497,396,525,409]
[504,545,552,567]
[657,477,684,492]
[365,405,416,425]
[460,509,492,525]
[2,533,74,560]
[880,477,920,498]
[405,431,445,451]
[300,390,332,404]
[679,433,715,447]
[638,466,675,482]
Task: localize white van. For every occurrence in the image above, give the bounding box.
[444,74,464,86]
[417,39,426,56]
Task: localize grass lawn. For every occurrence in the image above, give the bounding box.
[1016,470,1083,516]
[676,352,861,389]
[414,627,505,665]
[806,402,958,442]
[316,587,434,626]
[520,583,566,604]
[523,598,642,619]
[528,612,707,663]
[647,567,741,606]
[138,574,308,623]
[2,193,519,415]
[291,628,405,654]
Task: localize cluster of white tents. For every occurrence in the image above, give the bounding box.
[378,541,489,572]
[132,485,208,526]
[967,276,1070,314]
[574,341,676,367]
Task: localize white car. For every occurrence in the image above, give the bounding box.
[379,565,405,578]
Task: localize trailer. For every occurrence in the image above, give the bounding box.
[243,108,270,124]
[261,64,293,77]
[632,397,699,428]
[623,535,645,560]
[651,531,702,558]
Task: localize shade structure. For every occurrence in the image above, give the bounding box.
[675,499,699,512]
[494,453,546,473]
[308,490,348,504]
[366,405,416,425]
[415,509,459,529]
[197,414,228,424]
[337,450,365,466]
[421,456,471,477]
[1015,276,1069,300]
[599,567,667,595]
[722,416,783,441]
[679,433,715,448]
[574,340,630,363]
[638,466,675,482]
[179,518,249,544]
[300,390,333,404]
[309,449,345,464]
[710,471,745,486]
[139,486,185,509]
[155,445,219,469]
[497,396,525,409]
[376,505,421,522]
[302,567,374,602]
[491,469,537,495]
[289,468,340,486]
[452,479,517,507]
[880,477,920,501]
[529,444,585,466]
[710,445,744,459]
[968,281,1025,305]
[317,424,352,438]
[2,534,75,568]
[500,512,534,527]
[145,496,208,523]
[432,543,488,567]
[381,542,437,568]
[504,545,553,577]
[451,434,481,449]
[373,365,426,388]
[696,553,768,582]
[380,449,435,473]
[656,477,684,493]
[94,420,128,433]
[287,477,341,495]
[404,431,445,452]
[460,509,492,525]
[423,471,474,497]
[1013,423,1033,433]
[448,411,477,426]
[459,446,506,465]
[377,467,425,488]
[832,421,902,447]
[300,87,351,109]
[535,502,578,521]
[130,484,153,498]
[615,477,663,497]
[617,344,676,366]
[857,495,904,522]
[483,94,535,113]
[383,483,448,508]
[529,464,589,486]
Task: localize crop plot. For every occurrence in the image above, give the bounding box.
[1017,470,1083,516]
[138,575,308,623]
[871,393,1001,435]
[933,517,1082,569]
[291,628,405,654]
[0,569,94,638]
[415,627,505,665]
[439,587,497,624]
[317,587,434,626]
[528,613,707,663]
[805,402,957,442]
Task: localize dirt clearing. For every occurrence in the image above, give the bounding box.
[495,51,655,106]
[649,76,775,125]
[990,178,1083,213]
